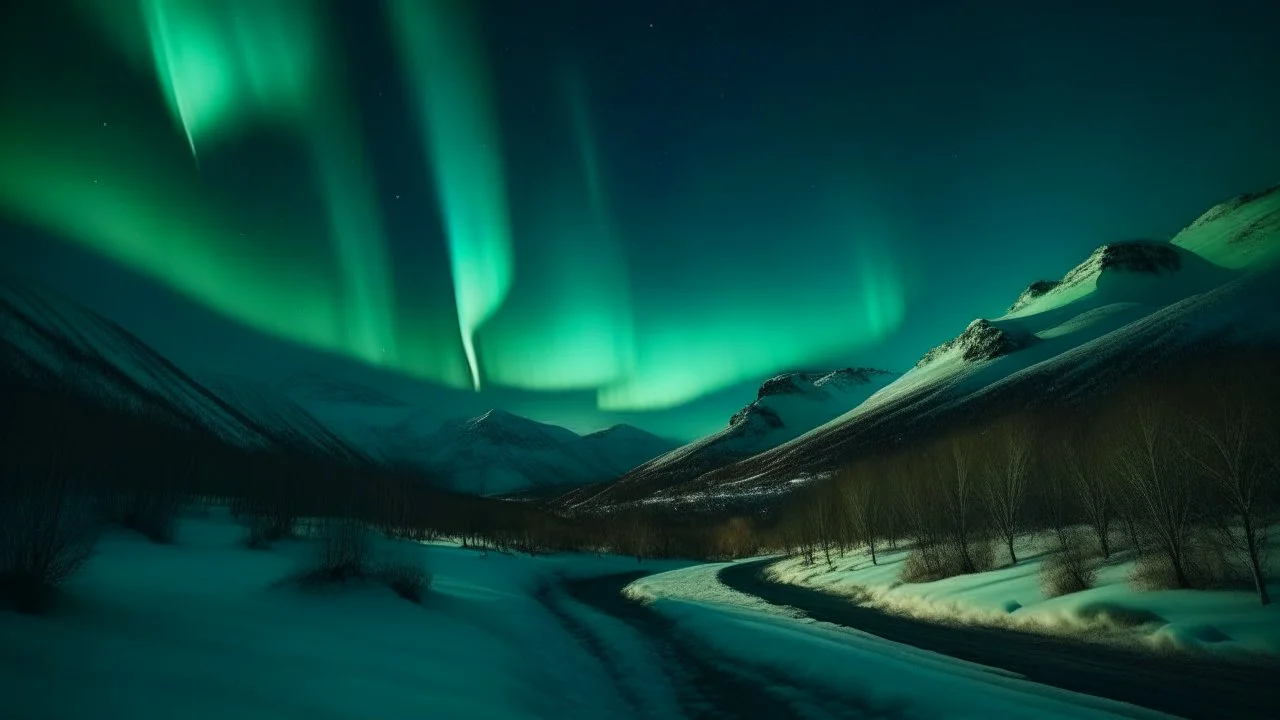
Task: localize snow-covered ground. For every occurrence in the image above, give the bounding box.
[627,564,1169,719]
[1,511,1181,719]
[0,509,688,720]
[767,532,1280,657]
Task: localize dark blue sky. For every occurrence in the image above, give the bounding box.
[2,0,1278,440]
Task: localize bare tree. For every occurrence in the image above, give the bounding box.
[1065,428,1113,559]
[841,463,882,566]
[941,436,984,574]
[894,452,944,577]
[1115,392,1197,589]
[1184,383,1275,605]
[981,418,1032,564]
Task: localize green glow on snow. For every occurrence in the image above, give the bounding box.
[387,0,514,391]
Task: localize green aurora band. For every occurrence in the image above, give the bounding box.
[138,0,322,161]
[597,239,906,411]
[1,1,909,416]
[388,0,514,392]
[477,67,638,391]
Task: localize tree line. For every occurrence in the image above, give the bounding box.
[0,340,757,612]
[765,348,1279,605]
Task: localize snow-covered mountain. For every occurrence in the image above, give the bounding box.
[200,375,361,458]
[563,184,1280,511]
[0,273,329,453]
[272,374,679,495]
[579,423,680,474]
[560,368,896,509]
[0,274,673,495]
[386,410,675,496]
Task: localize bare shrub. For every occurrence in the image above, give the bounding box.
[114,489,184,544]
[376,559,431,603]
[245,508,296,550]
[300,518,373,584]
[1040,530,1099,598]
[1131,529,1237,591]
[900,538,995,583]
[901,543,945,583]
[0,478,101,613]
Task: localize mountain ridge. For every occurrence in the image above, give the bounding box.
[557,184,1280,512]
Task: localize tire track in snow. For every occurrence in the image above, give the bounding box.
[546,571,876,719]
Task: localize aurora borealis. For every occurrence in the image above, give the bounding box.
[3,1,1280,439]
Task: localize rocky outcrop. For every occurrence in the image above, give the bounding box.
[916,319,1035,368]
[1007,280,1061,313]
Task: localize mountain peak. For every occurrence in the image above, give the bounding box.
[755,368,894,401]
[916,319,1035,369]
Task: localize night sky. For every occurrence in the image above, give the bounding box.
[2,0,1278,441]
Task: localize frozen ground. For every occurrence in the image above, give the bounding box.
[766,532,1280,657]
[0,509,688,720]
[0,511,1185,719]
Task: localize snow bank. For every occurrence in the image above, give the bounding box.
[627,563,1169,719]
[0,509,688,719]
[769,531,1280,657]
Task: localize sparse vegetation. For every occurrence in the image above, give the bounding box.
[1040,529,1098,597]
[301,518,374,584]
[244,507,297,549]
[762,349,1279,601]
[0,475,101,613]
[3,301,1277,617]
[377,559,431,603]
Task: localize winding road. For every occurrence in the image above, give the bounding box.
[717,559,1280,720]
[542,560,1279,720]
[540,571,874,719]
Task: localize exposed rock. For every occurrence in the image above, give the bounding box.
[916,319,1035,368]
[1007,280,1061,313]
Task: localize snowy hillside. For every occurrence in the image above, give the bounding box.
[572,184,1280,509]
[767,528,1280,658]
[562,368,896,510]
[579,423,681,475]
[200,375,363,459]
[0,275,668,493]
[0,274,296,451]
[404,410,674,496]
[1171,184,1280,269]
[276,375,678,495]
[0,510,1169,719]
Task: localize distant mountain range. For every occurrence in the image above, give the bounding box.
[557,368,897,510]
[6,183,1277,508]
[0,280,676,495]
[554,183,1280,512]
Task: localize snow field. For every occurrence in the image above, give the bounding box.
[0,508,688,720]
[767,530,1280,657]
[627,563,1171,719]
